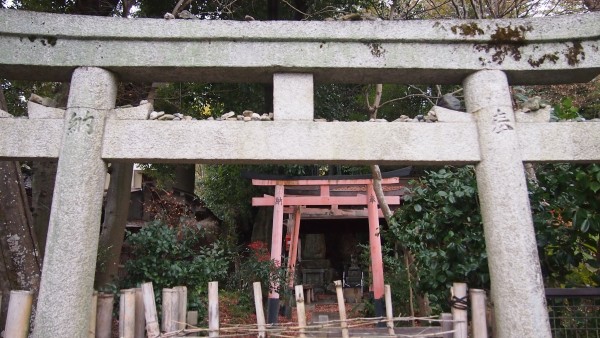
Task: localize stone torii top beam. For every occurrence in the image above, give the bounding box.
[0,9,598,84]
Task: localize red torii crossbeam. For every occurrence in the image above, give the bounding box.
[251,177,402,323]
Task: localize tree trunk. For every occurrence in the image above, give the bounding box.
[94,162,133,290]
[31,161,57,260]
[0,161,42,329]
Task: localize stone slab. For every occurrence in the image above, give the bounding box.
[27,101,65,119]
[431,106,474,122]
[110,101,153,120]
[0,10,598,84]
[514,106,551,123]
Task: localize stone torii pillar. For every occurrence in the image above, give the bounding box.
[464,70,551,338]
[33,67,117,337]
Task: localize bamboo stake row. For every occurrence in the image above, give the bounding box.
[3,281,485,338]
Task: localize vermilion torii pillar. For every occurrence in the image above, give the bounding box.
[367,183,385,319]
[252,177,401,323]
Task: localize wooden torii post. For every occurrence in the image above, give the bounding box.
[252,177,402,323]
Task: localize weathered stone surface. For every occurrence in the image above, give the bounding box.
[519,122,600,162]
[0,119,62,159]
[437,93,461,110]
[221,111,235,119]
[0,108,12,118]
[273,73,313,121]
[29,93,57,107]
[465,70,551,338]
[430,106,474,122]
[27,101,65,119]
[149,111,164,120]
[515,106,551,123]
[33,67,117,338]
[111,101,152,120]
[2,10,597,84]
[157,114,174,120]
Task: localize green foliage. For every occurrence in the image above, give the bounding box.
[388,163,599,312]
[197,165,258,229]
[227,241,288,298]
[388,166,487,312]
[123,220,231,314]
[530,163,599,286]
[152,83,266,119]
[552,97,580,120]
[315,84,364,121]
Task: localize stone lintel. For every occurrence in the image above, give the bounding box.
[0,10,598,84]
[519,122,600,162]
[0,118,62,159]
[101,120,480,164]
[3,118,600,163]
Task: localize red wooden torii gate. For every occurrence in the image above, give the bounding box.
[252,176,403,323]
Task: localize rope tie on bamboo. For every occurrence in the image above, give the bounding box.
[449,295,468,310]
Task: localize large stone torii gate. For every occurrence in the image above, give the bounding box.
[0,9,599,338]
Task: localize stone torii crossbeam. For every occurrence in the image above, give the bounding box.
[0,9,599,338]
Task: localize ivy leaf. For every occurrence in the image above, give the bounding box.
[580,218,590,233]
[414,204,422,212]
[590,181,600,194]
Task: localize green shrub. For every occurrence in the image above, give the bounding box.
[122,220,231,319]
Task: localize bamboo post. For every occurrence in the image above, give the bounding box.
[208,281,219,337]
[253,282,267,338]
[96,292,114,338]
[4,290,33,338]
[134,288,145,338]
[120,289,136,338]
[384,284,395,336]
[334,280,350,338]
[141,282,161,338]
[162,288,175,333]
[294,285,307,338]
[170,288,180,332]
[89,291,97,338]
[470,289,488,338]
[441,313,453,338]
[451,283,468,338]
[175,286,187,330]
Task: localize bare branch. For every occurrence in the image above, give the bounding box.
[172,0,192,17]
